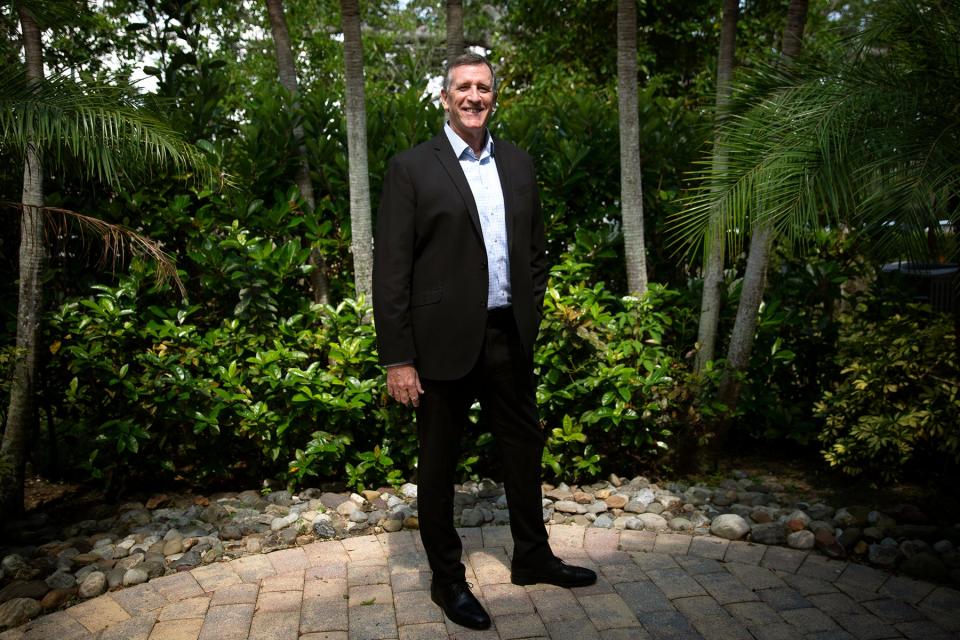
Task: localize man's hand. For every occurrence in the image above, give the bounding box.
[386,364,424,407]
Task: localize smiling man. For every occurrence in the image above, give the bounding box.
[373,53,596,631]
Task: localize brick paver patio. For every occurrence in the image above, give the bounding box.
[3,525,958,639]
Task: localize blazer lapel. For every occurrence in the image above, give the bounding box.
[493,142,516,253]
[432,133,483,242]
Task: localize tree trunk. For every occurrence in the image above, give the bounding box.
[695,0,740,373]
[1,6,45,520]
[265,0,330,305]
[616,0,647,296]
[340,0,374,301]
[718,0,808,410]
[446,0,465,62]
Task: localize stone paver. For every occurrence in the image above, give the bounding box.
[10,525,951,639]
[577,593,639,630]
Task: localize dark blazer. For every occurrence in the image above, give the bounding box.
[373,131,548,381]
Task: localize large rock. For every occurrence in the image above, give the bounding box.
[313,521,336,539]
[750,522,787,545]
[711,514,750,540]
[40,588,75,611]
[868,543,900,568]
[785,510,811,532]
[638,513,669,532]
[0,580,48,604]
[815,529,845,559]
[201,503,229,524]
[45,570,75,590]
[605,495,629,509]
[1,555,30,580]
[554,501,587,515]
[123,568,149,587]
[838,527,862,551]
[0,598,41,630]
[787,530,815,550]
[78,572,107,598]
[834,506,870,527]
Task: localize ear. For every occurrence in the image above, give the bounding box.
[440,89,449,111]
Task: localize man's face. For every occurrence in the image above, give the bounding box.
[441,63,496,143]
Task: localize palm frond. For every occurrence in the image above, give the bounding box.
[669,0,960,265]
[3,202,186,299]
[0,67,218,188]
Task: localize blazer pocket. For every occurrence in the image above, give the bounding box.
[411,287,442,308]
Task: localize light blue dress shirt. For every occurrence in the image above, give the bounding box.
[444,123,512,310]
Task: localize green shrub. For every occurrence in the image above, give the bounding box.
[816,301,959,481]
[535,253,721,482]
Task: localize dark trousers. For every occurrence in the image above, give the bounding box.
[415,307,552,586]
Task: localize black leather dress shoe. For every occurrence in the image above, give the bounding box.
[511,557,597,588]
[430,581,491,630]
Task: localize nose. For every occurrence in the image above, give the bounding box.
[466,85,480,101]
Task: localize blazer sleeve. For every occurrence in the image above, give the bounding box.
[373,155,418,366]
[528,157,548,315]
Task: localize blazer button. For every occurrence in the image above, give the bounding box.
[481,262,487,269]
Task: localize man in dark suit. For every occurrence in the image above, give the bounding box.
[373,53,596,630]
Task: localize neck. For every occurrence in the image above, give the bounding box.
[449,122,486,155]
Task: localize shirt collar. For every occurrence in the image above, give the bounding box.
[444,122,494,161]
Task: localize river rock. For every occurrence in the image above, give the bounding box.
[815,529,845,559]
[605,495,628,509]
[78,572,107,598]
[267,490,293,506]
[313,521,336,539]
[669,517,693,532]
[45,570,75,590]
[0,580,48,604]
[838,527,862,550]
[785,510,811,531]
[868,543,900,568]
[555,501,586,514]
[40,588,75,611]
[751,522,787,545]
[123,567,149,587]
[0,598,41,630]
[638,513,669,532]
[460,509,483,527]
[787,530,815,550]
[593,515,614,529]
[711,514,750,540]
[1,555,31,581]
[807,503,835,521]
[382,518,403,533]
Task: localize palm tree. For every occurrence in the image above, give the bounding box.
[616,0,647,295]
[340,0,374,301]
[694,0,740,374]
[718,0,808,408]
[265,0,330,305]
[0,7,213,519]
[674,0,959,407]
[446,0,465,62]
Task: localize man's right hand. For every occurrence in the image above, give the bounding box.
[386,364,424,407]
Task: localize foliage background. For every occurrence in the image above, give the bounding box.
[1,0,957,496]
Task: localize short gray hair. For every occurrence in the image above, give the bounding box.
[443,52,497,94]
